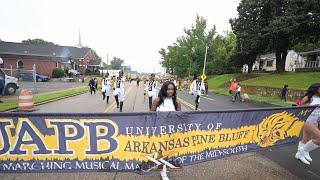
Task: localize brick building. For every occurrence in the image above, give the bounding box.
[0,41,97,77]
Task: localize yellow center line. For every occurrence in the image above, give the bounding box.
[177,97,202,111]
[104,85,134,113]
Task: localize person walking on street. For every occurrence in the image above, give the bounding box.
[280,84,289,101]
[104,73,112,104]
[190,74,205,110]
[151,81,181,111]
[295,83,320,165]
[88,78,96,95]
[145,73,159,110]
[113,71,126,112]
[101,73,112,103]
[94,78,98,92]
[101,77,106,100]
[137,78,140,87]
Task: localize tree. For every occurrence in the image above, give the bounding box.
[22,39,55,46]
[110,57,124,70]
[159,15,238,77]
[231,0,320,73]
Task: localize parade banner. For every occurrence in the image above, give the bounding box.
[0,106,316,173]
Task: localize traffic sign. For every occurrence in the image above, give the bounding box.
[201,74,207,80]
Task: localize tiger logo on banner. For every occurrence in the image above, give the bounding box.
[254,112,302,147]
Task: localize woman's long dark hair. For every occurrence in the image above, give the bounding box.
[157,81,178,110]
[305,83,320,102]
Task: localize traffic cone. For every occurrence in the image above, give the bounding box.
[18,89,35,112]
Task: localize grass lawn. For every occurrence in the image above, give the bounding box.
[208,73,307,107]
[241,72,320,90]
[0,86,88,112]
[208,74,238,90]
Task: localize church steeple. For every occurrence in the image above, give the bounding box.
[77,28,83,48]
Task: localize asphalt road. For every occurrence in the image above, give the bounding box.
[1,83,319,180]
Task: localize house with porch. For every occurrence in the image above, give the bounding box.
[243,49,320,72]
[0,41,98,77]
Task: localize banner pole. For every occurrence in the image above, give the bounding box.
[160,165,169,180]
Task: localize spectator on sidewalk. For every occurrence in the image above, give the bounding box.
[151,81,181,111]
[280,84,289,101]
[229,78,238,102]
[235,83,242,102]
[204,79,209,95]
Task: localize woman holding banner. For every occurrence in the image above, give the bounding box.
[295,83,320,165]
[151,81,181,111]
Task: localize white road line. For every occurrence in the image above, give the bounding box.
[201,95,215,101]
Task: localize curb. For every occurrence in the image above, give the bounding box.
[3,91,88,112]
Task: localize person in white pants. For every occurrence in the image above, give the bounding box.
[145,73,158,110]
[189,74,205,110]
[113,71,125,112]
[295,83,320,165]
[104,73,112,104]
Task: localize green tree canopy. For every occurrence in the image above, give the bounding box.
[110,57,124,70]
[231,0,320,73]
[22,39,55,46]
[159,15,238,77]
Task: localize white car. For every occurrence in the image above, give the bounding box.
[0,69,19,95]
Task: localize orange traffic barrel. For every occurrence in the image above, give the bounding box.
[18,89,35,111]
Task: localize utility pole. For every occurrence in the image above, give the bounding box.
[107,54,109,73]
[202,46,208,75]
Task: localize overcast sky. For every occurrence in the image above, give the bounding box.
[0,0,240,73]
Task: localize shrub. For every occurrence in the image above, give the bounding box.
[52,68,64,78]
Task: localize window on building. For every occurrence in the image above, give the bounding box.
[266,60,273,67]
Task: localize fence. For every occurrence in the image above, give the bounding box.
[1,64,38,93]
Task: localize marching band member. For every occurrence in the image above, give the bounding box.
[104,72,112,104]
[113,71,126,112]
[145,73,159,110]
[189,74,205,110]
[295,83,320,165]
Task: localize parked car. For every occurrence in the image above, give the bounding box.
[36,74,50,82]
[18,72,50,82]
[0,69,19,95]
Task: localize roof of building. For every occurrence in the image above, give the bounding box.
[0,41,91,62]
[88,59,101,66]
[299,49,320,56]
[258,53,276,61]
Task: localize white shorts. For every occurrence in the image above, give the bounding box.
[307,108,320,124]
[148,91,157,101]
[113,88,125,101]
[105,85,111,96]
